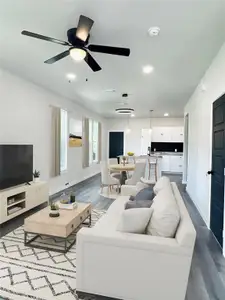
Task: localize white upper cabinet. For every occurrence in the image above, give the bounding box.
[151,127,184,143]
[170,127,184,142]
[151,127,172,143]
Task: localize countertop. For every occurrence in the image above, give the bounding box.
[151,152,183,156]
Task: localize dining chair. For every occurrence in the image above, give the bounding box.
[100,161,120,193]
[125,161,146,185]
[108,158,120,178]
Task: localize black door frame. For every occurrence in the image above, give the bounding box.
[108,130,125,158]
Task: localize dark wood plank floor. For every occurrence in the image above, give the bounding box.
[1,173,225,300]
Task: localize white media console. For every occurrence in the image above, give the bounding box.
[0,181,49,224]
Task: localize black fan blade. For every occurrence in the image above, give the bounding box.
[88,44,130,56]
[21,30,70,46]
[84,52,101,72]
[44,50,70,64]
[76,15,94,42]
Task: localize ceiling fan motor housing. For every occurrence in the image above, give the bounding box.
[67,28,90,46]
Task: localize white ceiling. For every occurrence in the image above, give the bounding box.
[0,0,225,118]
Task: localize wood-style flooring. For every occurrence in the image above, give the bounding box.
[0,174,225,300]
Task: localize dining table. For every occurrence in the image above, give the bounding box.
[109,164,135,185]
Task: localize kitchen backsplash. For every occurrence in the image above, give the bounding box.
[151,142,183,152]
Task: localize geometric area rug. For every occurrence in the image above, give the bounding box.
[0,209,105,300]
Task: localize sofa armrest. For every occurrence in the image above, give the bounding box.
[76,228,193,300]
[120,184,136,196]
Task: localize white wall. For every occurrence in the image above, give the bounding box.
[0,68,107,195]
[185,42,225,237]
[106,118,184,156]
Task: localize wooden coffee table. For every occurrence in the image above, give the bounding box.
[24,202,91,253]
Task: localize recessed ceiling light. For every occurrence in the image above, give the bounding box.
[131,113,135,117]
[105,89,116,93]
[164,113,169,117]
[143,65,154,74]
[148,27,160,37]
[66,73,76,81]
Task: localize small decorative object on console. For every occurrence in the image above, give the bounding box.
[33,169,40,183]
[49,203,60,217]
[127,152,134,156]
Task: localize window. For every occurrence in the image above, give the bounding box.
[89,119,99,164]
[60,109,68,172]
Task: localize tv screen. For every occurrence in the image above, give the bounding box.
[0,145,33,190]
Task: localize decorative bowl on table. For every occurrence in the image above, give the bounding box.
[59,199,77,210]
[127,152,134,156]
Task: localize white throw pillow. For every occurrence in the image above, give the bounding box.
[153,176,170,194]
[117,208,153,234]
[147,186,180,237]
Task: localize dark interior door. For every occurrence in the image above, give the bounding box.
[210,94,225,248]
[109,132,124,158]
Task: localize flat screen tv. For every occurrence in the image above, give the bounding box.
[0,145,33,190]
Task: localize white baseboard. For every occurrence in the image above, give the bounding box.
[186,188,209,228]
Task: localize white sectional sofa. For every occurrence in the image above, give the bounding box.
[76,181,196,300]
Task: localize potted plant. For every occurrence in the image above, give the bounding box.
[49,203,60,217]
[33,170,40,183]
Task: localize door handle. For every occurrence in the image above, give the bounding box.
[207,170,214,175]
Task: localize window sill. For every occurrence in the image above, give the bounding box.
[89,161,99,166]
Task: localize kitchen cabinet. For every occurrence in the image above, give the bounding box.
[160,155,183,173]
[169,155,183,172]
[170,127,184,142]
[151,127,172,143]
[151,127,184,143]
[160,155,170,171]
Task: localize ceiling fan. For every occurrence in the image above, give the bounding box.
[21,15,130,72]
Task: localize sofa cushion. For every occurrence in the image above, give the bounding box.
[147,185,180,238]
[117,208,153,234]
[125,200,153,210]
[134,187,154,201]
[153,176,170,195]
[129,182,150,199]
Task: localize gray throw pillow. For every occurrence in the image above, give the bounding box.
[134,187,154,201]
[129,195,135,201]
[125,200,153,210]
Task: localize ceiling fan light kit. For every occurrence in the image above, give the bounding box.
[21,15,130,72]
[70,48,86,61]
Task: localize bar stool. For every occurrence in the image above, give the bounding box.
[148,156,158,182]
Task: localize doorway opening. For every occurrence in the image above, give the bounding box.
[109,131,124,159]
